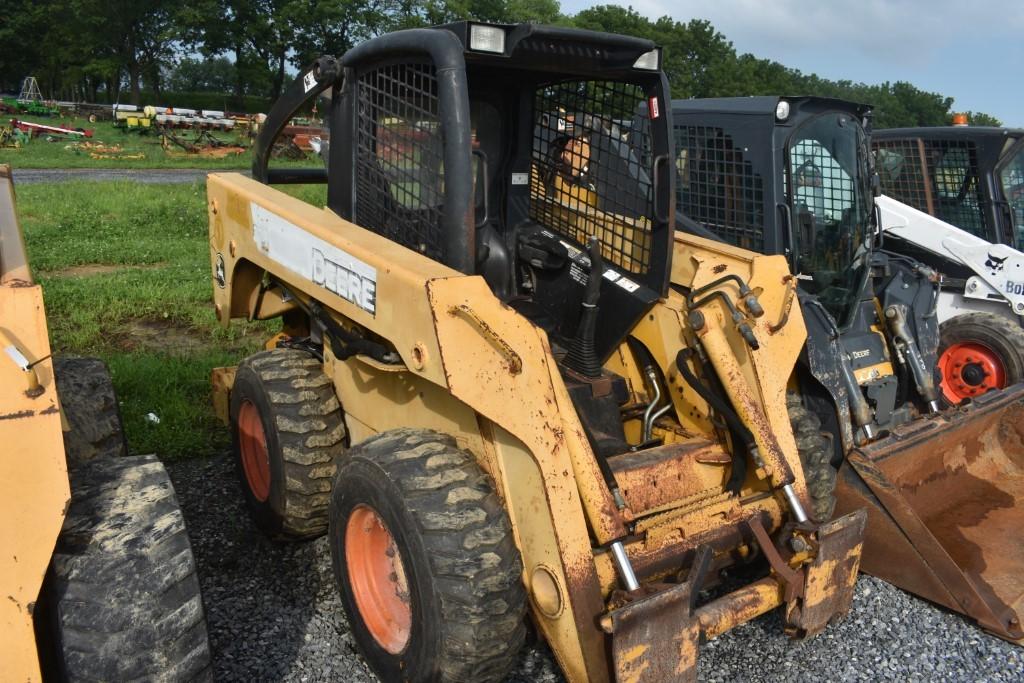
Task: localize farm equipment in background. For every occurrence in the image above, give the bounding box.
[208,22,867,683]
[114,104,245,136]
[0,165,212,680]
[0,123,30,148]
[2,78,60,117]
[158,124,246,158]
[671,96,1024,645]
[279,123,327,152]
[10,118,93,140]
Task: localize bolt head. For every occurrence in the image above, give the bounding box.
[688,310,706,331]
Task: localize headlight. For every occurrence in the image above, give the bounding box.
[775,100,791,122]
[469,24,506,54]
[633,49,660,71]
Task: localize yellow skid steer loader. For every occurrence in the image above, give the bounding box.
[207,23,866,681]
[0,165,212,680]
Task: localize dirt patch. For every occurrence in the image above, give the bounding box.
[110,318,268,356]
[49,262,166,278]
[112,319,207,356]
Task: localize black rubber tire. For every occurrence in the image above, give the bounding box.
[230,348,346,539]
[329,429,527,683]
[53,357,128,465]
[938,312,1024,401]
[42,455,212,681]
[788,394,837,522]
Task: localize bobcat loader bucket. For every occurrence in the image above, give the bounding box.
[835,385,1024,644]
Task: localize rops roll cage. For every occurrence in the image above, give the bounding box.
[251,22,672,286]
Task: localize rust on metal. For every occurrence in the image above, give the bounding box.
[448,303,523,375]
[697,577,782,639]
[786,509,866,638]
[746,517,803,601]
[602,581,700,683]
[601,507,867,681]
[835,387,1024,643]
[607,439,729,514]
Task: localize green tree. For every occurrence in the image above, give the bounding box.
[166,57,237,92]
[963,111,1003,127]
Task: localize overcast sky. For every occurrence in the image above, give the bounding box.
[563,0,1022,126]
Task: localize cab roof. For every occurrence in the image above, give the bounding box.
[873,126,1024,141]
[671,95,871,120]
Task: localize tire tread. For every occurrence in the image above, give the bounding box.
[49,455,212,682]
[237,348,347,538]
[340,428,527,682]
[787,394,837,522]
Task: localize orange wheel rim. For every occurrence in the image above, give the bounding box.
[345,504,412,654]
[938,342,1006,404]
[238,400,271,502]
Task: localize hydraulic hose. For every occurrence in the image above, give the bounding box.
[626,337,673,443]
[675,347,750,493]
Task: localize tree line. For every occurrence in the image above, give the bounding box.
[0,0,1000,127]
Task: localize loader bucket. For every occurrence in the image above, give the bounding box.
[834,386,1024,644]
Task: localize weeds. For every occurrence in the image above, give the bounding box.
[17,179,325,458]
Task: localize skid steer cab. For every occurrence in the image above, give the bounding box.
[672,97,1024,645]
[208,23,866,682]
[872,125,1024,402]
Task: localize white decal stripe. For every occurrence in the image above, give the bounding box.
[250,204,377,315]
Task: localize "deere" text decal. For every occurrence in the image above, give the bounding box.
[250,204,377,315]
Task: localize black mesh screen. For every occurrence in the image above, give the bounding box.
[789,139,859,230]
[873,137,987,238]
[673,125,765,251]
[874,138,931,211]
[355,63,445,260]
[530,81,654,274]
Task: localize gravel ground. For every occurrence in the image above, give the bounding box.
[167,454,1023,682]
[11,168,235,185]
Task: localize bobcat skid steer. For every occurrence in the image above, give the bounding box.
[207,22,866,682]
[672,97,1024,645]
[873,126,1024,402]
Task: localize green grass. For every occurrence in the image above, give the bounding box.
[17,179,327,459]
[1,114,324,170]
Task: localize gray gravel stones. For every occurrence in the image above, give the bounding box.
[167,455,1023,681]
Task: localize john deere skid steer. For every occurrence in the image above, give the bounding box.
[0,165,212,680]
[207,23,866,682]
[672,97,1024,645]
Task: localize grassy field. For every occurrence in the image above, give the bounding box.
[17,179,327,459]
[1,114,322,170]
